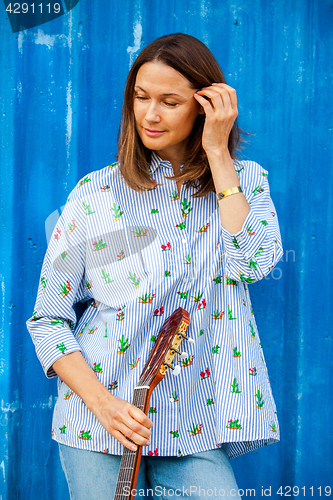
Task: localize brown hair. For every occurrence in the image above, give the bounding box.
[117,33,243,199]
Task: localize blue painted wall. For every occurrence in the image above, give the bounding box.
[1,1,332,498]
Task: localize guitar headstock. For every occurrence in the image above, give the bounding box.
[137,307,191,389]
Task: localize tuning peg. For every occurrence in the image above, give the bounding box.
[179,333,195,344]
[171,347,188,359]
[164,362,181,376]
[172,365,181,376]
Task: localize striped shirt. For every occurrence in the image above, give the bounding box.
[26,152,283,459]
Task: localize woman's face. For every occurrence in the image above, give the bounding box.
[133,61,201,163]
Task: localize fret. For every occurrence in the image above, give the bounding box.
[119,467,134,470]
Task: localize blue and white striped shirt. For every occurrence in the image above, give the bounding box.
[27,152,283,459]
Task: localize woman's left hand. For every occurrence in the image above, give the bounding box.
[193,83,238,157]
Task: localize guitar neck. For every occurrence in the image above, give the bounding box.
[114,388,150,500]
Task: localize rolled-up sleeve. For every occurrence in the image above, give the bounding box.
[220,161,283,283]
[26,186,87,378]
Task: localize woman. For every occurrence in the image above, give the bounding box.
[27,33,283,499]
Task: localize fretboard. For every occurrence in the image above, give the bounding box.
[114,388,149,499]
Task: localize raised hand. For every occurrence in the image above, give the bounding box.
[194,83,238,157]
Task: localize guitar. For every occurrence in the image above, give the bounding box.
[114,306,192,500]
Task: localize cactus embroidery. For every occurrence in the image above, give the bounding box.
[169,430,179,438]
[177,290,188,300]
[253,185,264,195]
[226,277,238,286]
[169,391,179,403]
[138,292,155,304]
[59,425,66,434]
[238,271,255,283]
[213,274,223,284]
[249,367,257,377]
[161,242,171,251]
[110,203,123,221]
[67,220,76,233]
[101,269,114,285]
[269,421,277,432]
[206,398,214,406]
[230,378,242,394]
[117,334,130,354]
[153,306,164,317]
[128,271,140,289]
[191,290,204,303]
[108,381,118,391]
[59,280,71,297]
[82,201,95,215]
[187,423,203,436]
[232,237,240,249]
[228,305,237,320]
[180,198,192,217]
[148,448,158,456]
[226,419,242,430]
[200,367,210,380]
[93,239,108,251]
[93,363,103,373]
[196,222,210,233]
[149,407,157,414]
[180,355,195,367]
[249,321,256,338]
[233,347,241,358]
[183,254,191,265]
[64,390,74,400]
[211,310,224,320]
[79,176,91,187]
[78,430,92,440]
[129,357,140,369]
[176,222,186,230]
[256,390,265,409]
[132,227,148,237]
[56,343,67,354]
[212,344,220,354]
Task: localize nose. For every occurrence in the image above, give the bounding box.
[144,100,161,123]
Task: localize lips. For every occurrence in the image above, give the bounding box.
[144,128,165,137]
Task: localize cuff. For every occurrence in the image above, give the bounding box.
[220,209,267,261]
[34,325,82,379]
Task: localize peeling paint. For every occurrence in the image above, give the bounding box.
[127,19,143,68]
[34,29,56,49]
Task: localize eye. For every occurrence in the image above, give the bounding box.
[135,95,149,101]
[164,102,178,107]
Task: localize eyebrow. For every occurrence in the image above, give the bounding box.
[134,86,185,98]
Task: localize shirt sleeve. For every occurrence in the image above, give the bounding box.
[219,160,283,283]
[26,185,87,378]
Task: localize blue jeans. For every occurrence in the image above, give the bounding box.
[59,443,242,499]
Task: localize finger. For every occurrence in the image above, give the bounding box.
[129,406,154,429]
[193,92,216,117]
[211,83,237,109]
[116,408,153,440]
[117,420,152,446]
[111,429,139,451]
[195,88,228,112]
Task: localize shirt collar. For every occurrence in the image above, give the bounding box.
[149,151,185,175]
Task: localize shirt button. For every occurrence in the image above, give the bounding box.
[183,278,187,283]
[182,239,187,244]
